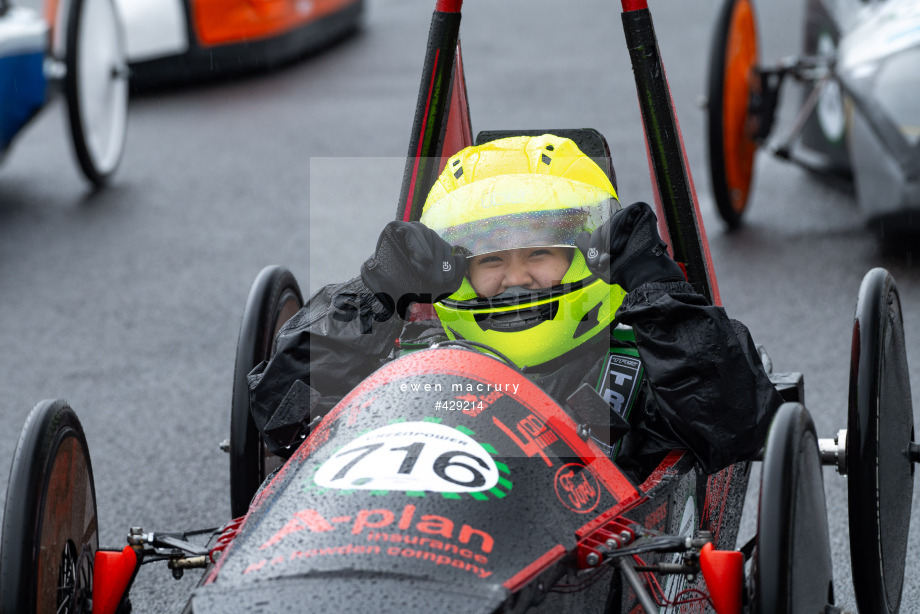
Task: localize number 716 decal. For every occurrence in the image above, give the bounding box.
[313,422,500,493]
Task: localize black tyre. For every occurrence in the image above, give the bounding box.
[64,0,129,186]
[753,402,834,614]
[847,268,913,614]
[230,265,304,518]
[0,400,98,614]
[706,0,760,229]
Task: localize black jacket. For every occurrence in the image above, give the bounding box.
[248,277,782,476]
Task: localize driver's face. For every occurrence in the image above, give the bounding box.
[468,247,572,298]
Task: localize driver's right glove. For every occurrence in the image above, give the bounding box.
[575,201,685,292]
[360,221,467,318]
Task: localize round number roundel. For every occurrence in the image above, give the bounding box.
[314,422,500,493]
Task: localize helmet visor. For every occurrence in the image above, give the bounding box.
[421,174,619,256]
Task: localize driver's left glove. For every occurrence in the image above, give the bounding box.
[575,201,685,292]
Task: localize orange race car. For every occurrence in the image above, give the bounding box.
[114,0,364,88]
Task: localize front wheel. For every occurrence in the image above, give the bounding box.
[0,400,98,614]
[64,0,129,186]
[753,402,834,613]
[706,0,761,229]
[229,265,304,518]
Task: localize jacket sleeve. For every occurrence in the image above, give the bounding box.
[247,276,403,436]
[615,280,783,474]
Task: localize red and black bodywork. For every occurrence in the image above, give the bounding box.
[2,1,916,613]
[190,348,747,613]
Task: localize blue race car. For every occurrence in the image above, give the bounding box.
[0,0,128,185]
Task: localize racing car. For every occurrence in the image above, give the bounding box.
[1,1,916,613]
[116,0,364,89]
[0,0,128,185]
[706,0,920,236]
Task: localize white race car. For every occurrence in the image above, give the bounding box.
[118,0,364,88]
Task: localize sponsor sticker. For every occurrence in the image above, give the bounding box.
[598,351,642,419]
[553,463,600,514]
[492,413,557,467]
[313,421,500,493]
[251,503,497,580]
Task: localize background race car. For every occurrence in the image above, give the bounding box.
[706,0,920,238]
[0,0,128,184]
[118,0,364,88]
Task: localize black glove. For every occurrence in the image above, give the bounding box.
[360,221,467,318]
[575,201,685,292]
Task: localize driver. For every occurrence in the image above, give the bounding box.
[248,134,782,479]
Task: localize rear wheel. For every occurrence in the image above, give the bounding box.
[64,0,129,186]
[753,402,834,613]
[0,400,98,614]
[847,267,913,614]
[707,0,760,229]
[230,265,304,517]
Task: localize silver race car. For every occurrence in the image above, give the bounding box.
[706,0,920,237]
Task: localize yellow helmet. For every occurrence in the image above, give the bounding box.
[420,134,626,368]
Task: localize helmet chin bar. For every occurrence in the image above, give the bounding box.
[474,300,559,332]
[443,278,594,309]
[470,285,560,333]
[492,285,538,299]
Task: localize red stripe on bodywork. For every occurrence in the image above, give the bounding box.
[404,49,442,221]
[503,544,567,592]
[637,450,685,493]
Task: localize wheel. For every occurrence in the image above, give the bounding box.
[706,0,760,229]
[799,0,849,172]
[0,400,98,614]
[753,403,834,614]
[230,265,304,518]
[63,0,129,186]
[847,268,913,614]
